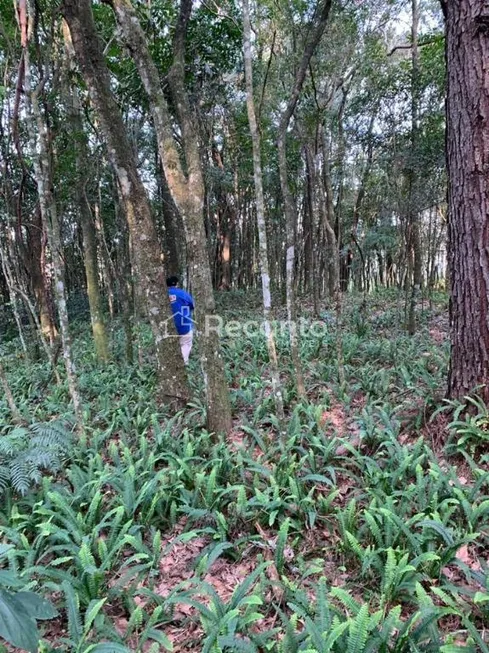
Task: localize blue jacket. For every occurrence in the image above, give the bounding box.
[168,287,195,335]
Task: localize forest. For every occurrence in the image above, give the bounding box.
[1,0,489,650]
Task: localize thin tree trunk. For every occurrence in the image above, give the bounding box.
[113,182,135,365]
[443,0,489,402]
[103,0,231,433]
[29,207,57,343]
[321,131,339,299]
[62,0,189,406]
[277,0,332,400]
[319,129,344,385]
[0,244,61,382]
[303,145,314,294]
[27,98,83,421]
[243,0,284,424]
[63,24,109,363]
[212,146,233,291]
[407,0,423,335]
[94,191,117,320]
[20,10,83,425]
[349,111,375,294]
[0,232,30,357]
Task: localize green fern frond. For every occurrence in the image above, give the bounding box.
[62,579,83,644]
[347,604,371,653]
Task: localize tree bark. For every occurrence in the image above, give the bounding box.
[103,0,231,433]
[444,0,489,402]
[243,0,284,424]
[212,146,234,291]
[277,0,332,400]
[0,243,29,358]
[318,130,344,385]
[63,22,110,363]
[0,240,61,382]
[303,144,315,294]
[20,5,84,426]
[407,0,423,335]
[62,0,189,406]
[157,152,183,279]
[28,207,57,343]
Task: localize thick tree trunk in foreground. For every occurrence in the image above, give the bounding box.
[105,0,231,433]
[443,0,489,401]
[62,0,189,406]
[277,0,332,400]
[243,0,284,424]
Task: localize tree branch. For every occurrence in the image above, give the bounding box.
[388,36,442,57]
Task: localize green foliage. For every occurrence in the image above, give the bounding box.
[0,544,57,652]
[0,421,73,495]
[0,292,485,651]
[440,394,489,454]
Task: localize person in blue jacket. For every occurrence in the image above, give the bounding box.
[166,276,195,364]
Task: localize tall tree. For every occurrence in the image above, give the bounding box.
[243,0,284,424]
[20,0,83,425]
[407,0,422,335]
[277,0,332,400]
[103,0,232,434]
[442,0,489,401]
[63,22,109,363]
[62,0,189,406]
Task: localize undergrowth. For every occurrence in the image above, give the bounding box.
[2,291,488,652]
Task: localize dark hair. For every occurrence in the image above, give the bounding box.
[166,276,179,287]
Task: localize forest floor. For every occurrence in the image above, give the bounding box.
[2,290,489,652]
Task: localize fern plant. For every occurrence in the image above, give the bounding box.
[0,421,73,495]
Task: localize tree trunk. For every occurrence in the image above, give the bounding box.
[321,131,339,299]
[94,189,117,320]
[277,0,332,400]
[317,133,344,386]
[103,0,231,433]
[113,181,135,365]
[243,0,284,424]
[303,145,315,294]
[21,10,84,425]
[158,154,183,279]
[63,24,110,363]
[443,0,489,402]
[212,146,234,291]
[62,0,189,406]
[28,207,57,343]
[0,240,61,382]
[407,0,423,336]
[0,245,29,358]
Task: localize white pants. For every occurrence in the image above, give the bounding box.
[180,331,193,364]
